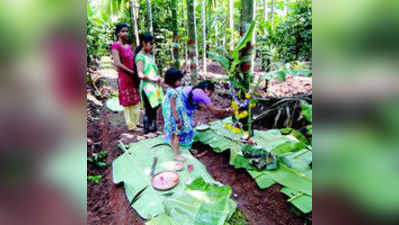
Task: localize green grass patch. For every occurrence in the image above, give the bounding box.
[225,209,249,225]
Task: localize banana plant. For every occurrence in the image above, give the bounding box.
[208,20,257,136]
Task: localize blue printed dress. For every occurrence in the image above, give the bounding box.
[162,88,193,147]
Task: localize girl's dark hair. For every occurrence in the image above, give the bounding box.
[188,80,215,107]
[164,68,184,87]
[135,33,154,55]
[115,23,129,40]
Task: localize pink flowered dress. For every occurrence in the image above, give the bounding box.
[111,42,140,106]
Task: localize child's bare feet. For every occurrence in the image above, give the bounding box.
[175,155,186,162]
[175,162,184,171]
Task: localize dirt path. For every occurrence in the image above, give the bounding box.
[88,99,145,225]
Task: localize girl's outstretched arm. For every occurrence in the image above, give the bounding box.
[199,103,232,116]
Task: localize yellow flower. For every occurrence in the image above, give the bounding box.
[234,110,240,118]
[238,110,248,119]
[224,123,232,129]
[250,103,256,108]
[245,93,251,99]
[244,131,249,135]
[232,127,242,134]
[231,101,238,110]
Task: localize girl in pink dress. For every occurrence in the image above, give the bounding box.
[111,23,141,131]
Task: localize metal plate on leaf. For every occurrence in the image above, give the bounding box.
[161,161,185,171]
[196,124,210,131]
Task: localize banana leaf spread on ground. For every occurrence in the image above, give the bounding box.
[112,136,236,224]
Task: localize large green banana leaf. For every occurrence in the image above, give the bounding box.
[280,149,312,173]
[194,129,240,153]
[146,214,178,225]
[248,165,312,196]
[280,188,312,214]
[106,97,124,112]
[194,118,312,213]
[147,178,236,225]
[301,102,312,122]
[113,136,216,220]
[208,52,230,72]
[247,170,276,189]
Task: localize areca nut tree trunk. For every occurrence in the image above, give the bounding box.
[228,0,234,51]
[270,0,274,25]
[187,0,199,84]
[171,0,180,69]
[263,0,267,33]
[130,0,140,46]
[250,0,257,73]
[146,0,153,33]
[182,0,189,65]
[222,0,227,52]
[215,21,219,48]
[285,0,289,16]
[201,0,207,73]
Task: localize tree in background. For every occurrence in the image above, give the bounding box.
[145,0,153,33]
[250,0,257,73]
[187,0,199,83]
[268,0,312,62]
[171,0,180,69]
[201,0,207,73]
[270,0,274,25]
[263,0,267,34]
[130,0,140,46]
[228,0,234,51]
[182,0,189,64]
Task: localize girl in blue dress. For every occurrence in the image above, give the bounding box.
[162,68,192,162]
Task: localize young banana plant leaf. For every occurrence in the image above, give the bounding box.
[105,97,124,112]
[301,102,312,122]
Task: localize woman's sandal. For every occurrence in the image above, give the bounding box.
[144,133,157,138]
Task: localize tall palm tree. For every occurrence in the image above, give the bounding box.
[130,0,140,46]
[182,0,189,65]
[146,0,153,33]
[285,0,289,15]
[187,0,199,83]
[263,0,267,33]
[201,0,207,73]
[171,0,180,68]
[250,0,257,73]
[228,0,234,51]
[270,0,274,25]
[96,0,140,46]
